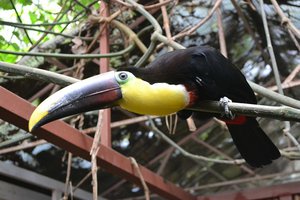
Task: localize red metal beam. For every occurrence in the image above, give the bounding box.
[197,180,300,200]
[0,86,196,200]
[99,1,111,147]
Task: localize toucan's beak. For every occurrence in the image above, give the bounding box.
[29,71,122,132]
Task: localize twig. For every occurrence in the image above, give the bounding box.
[0,139,47,155]
[268,80,300,91]
[9,0,33,44]
[259,0,300,151]
[29,0,68,51]
[72,169,96,193]
[172,0,222,40]
[90,111,104,155]
[63,152,73,200]
[188,170,300,192]
[259,0,283,94]
[160,0,173,51]
[82,116,158,134]
[270,0,300,39]
[149,117,300,166]
[111,0,133,8]
[248,81,300,109]
[230,0,268,61]
[186,117,197,132]
[3,22,91,40]
[283,64,300,84]
[288,29,300,51]
[144,0,174,10]
[111,20,155,61]
[0,44,134,59]
[0,61,78,86]
[148,117,245,165]
[216,7,227,57]
[90,110,104,200]
[0,18,84,27]
[126,0,162,66]
[129,157,150,200]
[91,153,98,200]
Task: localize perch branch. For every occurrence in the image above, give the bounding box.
[190,101,300,122]
[1,61,300,122]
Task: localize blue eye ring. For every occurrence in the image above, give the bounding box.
[118,72,128,80]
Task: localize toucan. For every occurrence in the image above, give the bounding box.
[29,46,280,167]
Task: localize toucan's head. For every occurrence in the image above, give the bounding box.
[29,71,196,132]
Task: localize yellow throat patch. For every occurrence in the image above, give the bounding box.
[117,78,189,116]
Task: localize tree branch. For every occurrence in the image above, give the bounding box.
[1,61,300,122]
[190,101,300,122]
[0,61,78,86]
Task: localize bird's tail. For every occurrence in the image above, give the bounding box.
[226,117,280,167]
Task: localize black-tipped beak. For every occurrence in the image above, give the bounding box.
[29,71,122,131]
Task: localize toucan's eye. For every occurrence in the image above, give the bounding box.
[116,71,133,84]
[119,72,128,80]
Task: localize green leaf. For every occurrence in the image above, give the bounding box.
[0,0,13,10]
[29,11,37,24]
[18,0,32,6]
[11,42,20,51]
[0,0,32,10]
[12,31,20,39]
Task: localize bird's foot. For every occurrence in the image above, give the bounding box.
[219,97,235,119]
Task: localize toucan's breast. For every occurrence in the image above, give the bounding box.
[117,78,190,116]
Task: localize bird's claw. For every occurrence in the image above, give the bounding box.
[219,97,235,119]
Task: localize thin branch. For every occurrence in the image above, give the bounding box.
[63,152,73,200]
[90,110,104,200]
[0,133,32,148]
[10,0,33,44]
[144,0,174,10]
[91,153,98,200]
[111,20,155,61]
[248,81,300,109]
[172,0,222,40]
[129,157,150,200]
[0,139,47,155]
[160,0,173,51]
[29,0,69,51]
[270,0,300,39]
[149,117,300,166]
[126,0,162,66]
[259,0,300,151]
[0,44,134,59]
[0,61,78,86]
[283,64,300,84]
[268,79,300,91]
[0,17,84,27]
[148,117,245,165]
[3,22,91,40]
[188,170,300,192]
[216,7,227,57]
[82,116,157,134]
